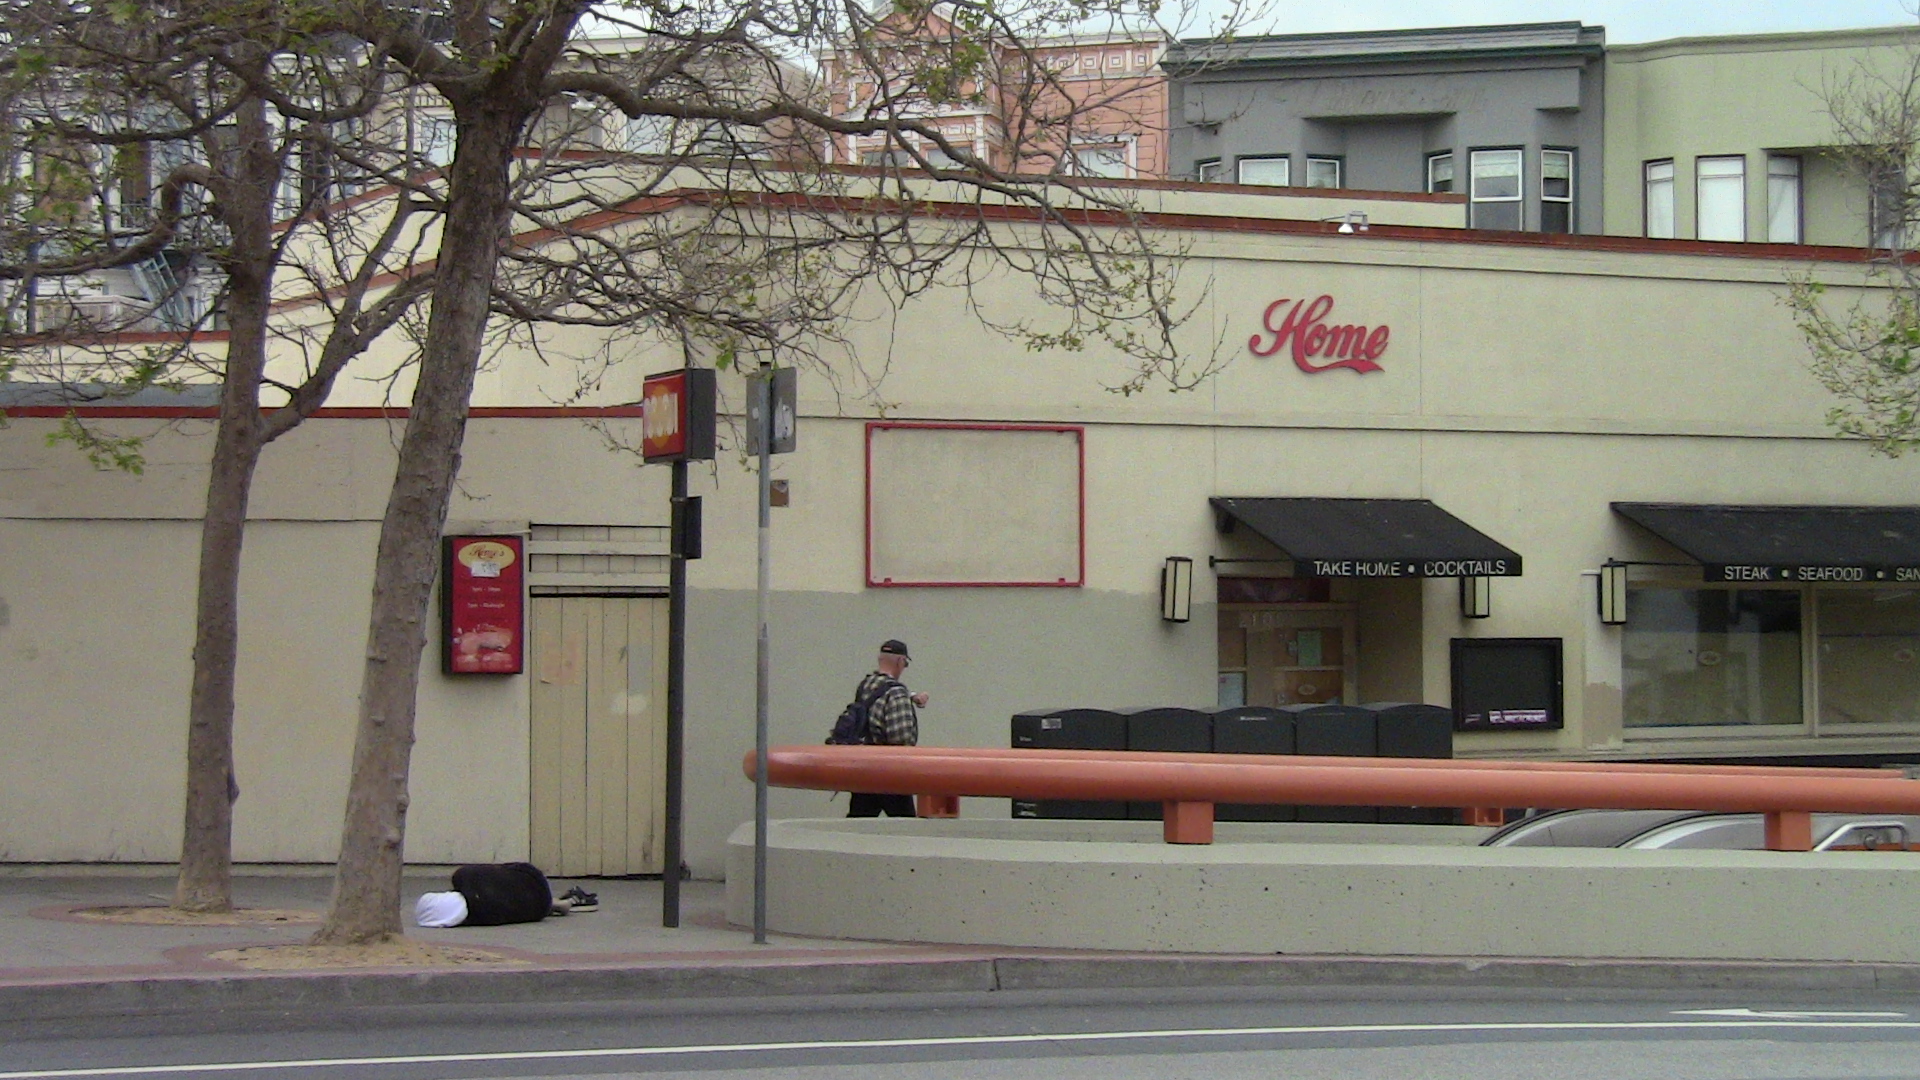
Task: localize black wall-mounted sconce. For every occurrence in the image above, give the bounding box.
[1598,561,1629,625]
[1460,575,1491,619]
[1161,557,1194,623]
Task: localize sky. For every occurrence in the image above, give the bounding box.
[1234,0,1917,42]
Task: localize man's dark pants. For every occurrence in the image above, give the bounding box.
[848,792,916,817]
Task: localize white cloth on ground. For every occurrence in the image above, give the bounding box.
[414,890,469,928]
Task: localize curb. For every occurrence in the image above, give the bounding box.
[9,952,1920,1020]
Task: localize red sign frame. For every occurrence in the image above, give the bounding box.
[441,535,525,675]
[863,421,1086,588]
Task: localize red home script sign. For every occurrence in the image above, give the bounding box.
[1248,295,1390,374]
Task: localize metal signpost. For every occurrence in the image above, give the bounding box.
[746,365,796,944]
[640,368,715,928]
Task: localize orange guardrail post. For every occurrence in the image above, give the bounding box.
[1465,807,1506,827]
[1765,810,1813,851]
[915,794,961,818]
[1163,801,1214,844]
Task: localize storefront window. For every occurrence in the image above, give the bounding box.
[1818,589,1920,726]
[1219,623,1247,707]
[1217,579,1355,708]
[1623,588,1801,728]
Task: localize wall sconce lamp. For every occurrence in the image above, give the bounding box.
[1322,210,1370,234]
[1459,575,1491,619]
[1161,556,1194,623]
[1598,560,1630,625]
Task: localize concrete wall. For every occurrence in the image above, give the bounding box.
[1603,26,1920,243]
[730,818,1920,962]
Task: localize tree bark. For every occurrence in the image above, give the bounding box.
[313,109,518,944]
[172,386,262,912]
[174,87,276,914]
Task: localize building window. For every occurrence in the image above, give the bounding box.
[1237,156,1289,186]
[1196,158,1222,183]
[1645,159,1675,238]
[1766,155,1802,244]
[1817,589,1920,727]
[1871,160,1908,250]
[1541,149,1574,233]
[1304,156,1341,189]
[1071,145,1130,178]
[1696,155,1746,241]
[1426,152,1454,194]
[1623,588,1802,729]
[416,114,456,169]
[1468,148,1522,230]
[1623,585,1920,733]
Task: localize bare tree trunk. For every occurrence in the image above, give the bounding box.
[313,112,516,945]
[174,88,276,914]
[173,403,261,912]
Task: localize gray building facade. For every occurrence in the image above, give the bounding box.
[1164,22,1606,234]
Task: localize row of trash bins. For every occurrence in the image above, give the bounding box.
[1009,702,1455,825]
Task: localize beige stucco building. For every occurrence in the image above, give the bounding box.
[1604,25,1920,245]
[3,175,1916,879]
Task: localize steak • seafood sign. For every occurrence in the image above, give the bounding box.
[1249,295,1389,374]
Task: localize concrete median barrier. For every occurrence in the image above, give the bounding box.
[727,818,1920,963]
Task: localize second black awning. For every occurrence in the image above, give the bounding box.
[1211,497,1522,578]
[1613,502,1920,583]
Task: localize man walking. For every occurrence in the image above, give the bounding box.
[848,639,929,818]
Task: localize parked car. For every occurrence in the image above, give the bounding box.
[1480,808,1920,851]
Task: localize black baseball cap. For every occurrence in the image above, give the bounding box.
[879,639,911,661]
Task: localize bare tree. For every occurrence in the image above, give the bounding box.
[1787,32,1920,455]
[263,0,1259,944]
[0,1,437,911]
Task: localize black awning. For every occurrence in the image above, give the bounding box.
[1613,503,1920,584]
[1211,497,1522,578]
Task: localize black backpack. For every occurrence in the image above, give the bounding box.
[827,677,900,745]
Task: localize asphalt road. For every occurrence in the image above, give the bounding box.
[3,985,1920,1079]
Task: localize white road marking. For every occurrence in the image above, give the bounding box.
[2,1019,1919,1078]
[1674,1008,1909,1019]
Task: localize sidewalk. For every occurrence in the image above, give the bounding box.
[4,867,1920,1020]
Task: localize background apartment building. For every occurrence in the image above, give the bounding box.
[818,11,1168,179]
[1604,26,1920,247]
[1163,23,1606,234]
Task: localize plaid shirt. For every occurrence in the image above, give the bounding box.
[856,671,918,746]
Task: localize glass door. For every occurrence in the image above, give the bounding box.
[1219,606,1358,707]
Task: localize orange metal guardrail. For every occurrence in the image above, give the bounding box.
[748,745,1920,851]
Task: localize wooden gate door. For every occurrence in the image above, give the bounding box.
[530,595,669,876]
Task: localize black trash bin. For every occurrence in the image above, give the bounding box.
[1010,708,1126,819]
[1286,703,1377,823]
[1118,707,1211,820]
[1212,706,1295,822]
[1370,702,1457,824]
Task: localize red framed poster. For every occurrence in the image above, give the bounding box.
[442,535,525,675]
[864,422,1086,588]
